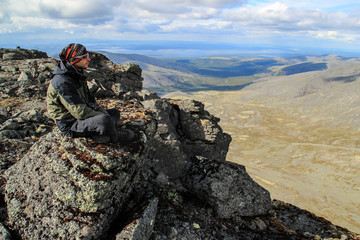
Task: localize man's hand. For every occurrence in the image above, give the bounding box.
[87,102,99,110]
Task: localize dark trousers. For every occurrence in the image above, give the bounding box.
[69,108,120,142]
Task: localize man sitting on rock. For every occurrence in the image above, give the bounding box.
[47,43,134,144]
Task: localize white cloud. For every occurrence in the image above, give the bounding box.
[312,30,356,41]
[1,0,113,28]
[178,7,220,19]
[2,0,360,51]
[120,0,244,12]
[224,2,360,34]
[276,0,360,12]
[111,0,241,20]
[6,0,112,19]
[0,0,244,34]
[160,19,232,32]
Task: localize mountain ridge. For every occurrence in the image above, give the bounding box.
[100,51,358,95]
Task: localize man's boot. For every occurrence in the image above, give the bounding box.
[118,129,135,144]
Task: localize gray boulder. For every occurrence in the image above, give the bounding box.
[86,52,144,98]
[0,47,48,60]
[171,99,231,161]
[115,198,158,240]
[181,156,271,219]
[136,89,160,101]
[142,98,232,184]
[4,129,148,239]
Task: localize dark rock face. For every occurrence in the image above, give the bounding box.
[152,193,356,240]
[142,99,231,183]
[182,157,271,219]
[0,47,358,240]
[0,47,48,60]
[115,198,159,240]
[86,52,144,98]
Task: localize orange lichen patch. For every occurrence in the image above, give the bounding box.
[67,147,100,168]
[122,112,147,125]
[77,168,114,181]
[106,101,118,109]
[80,139,128,158]
[59,144,115,180]
[114,65,123,70]
[200,119,211,126]
[98,100,154,126]
[0,97,25,108]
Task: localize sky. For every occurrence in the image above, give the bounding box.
[1,0,360,57]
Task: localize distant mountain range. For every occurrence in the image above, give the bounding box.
[162,54,360,233]
[100,51,354,95]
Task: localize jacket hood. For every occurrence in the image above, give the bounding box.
[53,60,69,75]
[54,60,84,78]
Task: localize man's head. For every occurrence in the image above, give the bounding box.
[59,43,91,69]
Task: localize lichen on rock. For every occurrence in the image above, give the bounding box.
[181,156,271,219]
[4,126,148,239]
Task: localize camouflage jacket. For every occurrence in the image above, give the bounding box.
[47,61,107,134]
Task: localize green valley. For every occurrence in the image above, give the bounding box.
[101,52,345,95]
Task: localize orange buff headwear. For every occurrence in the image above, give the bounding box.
[59,43,87,65]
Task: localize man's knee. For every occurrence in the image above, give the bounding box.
[70,114,115,137]
[96,114,113,130]
[97,113,111,123]
[106,108,120,123]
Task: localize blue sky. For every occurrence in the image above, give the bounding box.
[1,0,360,57]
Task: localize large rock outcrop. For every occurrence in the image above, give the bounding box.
[0,47,358,240]
[182,157,271,219]
[4,127,150,239]
[86,52,144,99]
[142,98,231,183]
[0,47,48,60]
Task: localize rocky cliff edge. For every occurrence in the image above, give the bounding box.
[0,47,358,240]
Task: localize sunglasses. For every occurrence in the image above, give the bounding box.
[73,53,90,60]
